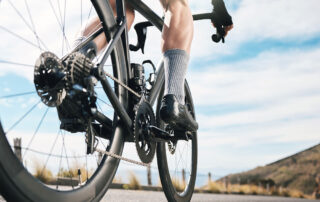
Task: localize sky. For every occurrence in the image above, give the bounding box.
[0,0,320,186]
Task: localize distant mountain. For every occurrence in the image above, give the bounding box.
[220,143,320,194]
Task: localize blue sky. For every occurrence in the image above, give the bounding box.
[1,0,320,185]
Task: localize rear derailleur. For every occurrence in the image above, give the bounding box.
[34,51,99,154]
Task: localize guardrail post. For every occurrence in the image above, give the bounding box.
[13,138,22,162]
[98,152,103,164]
[182,169,186,184]
[147,165,152,186]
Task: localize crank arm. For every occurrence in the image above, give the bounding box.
[148,125,192,142]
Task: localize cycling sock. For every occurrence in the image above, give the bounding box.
[73,36,97,60]
[163,49,189,105]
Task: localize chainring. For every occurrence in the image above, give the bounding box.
[134,100,156,164]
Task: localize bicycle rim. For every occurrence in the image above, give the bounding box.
[0,0,128,201]
[156,81,198,202]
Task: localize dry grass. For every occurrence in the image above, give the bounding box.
[32,159,53,183]
[224,145,320,195]
[126,172,141,190]
[287,189,305,198]
[57,160,93,183]
[202,180,308,199]
[112,176,122,184]
[207,181,225,193]
[171,177,186,192]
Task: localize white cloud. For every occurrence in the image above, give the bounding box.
[189,48,320,106]
[234,0,320,40]
[190,47,320,145]
[198,93,320,129]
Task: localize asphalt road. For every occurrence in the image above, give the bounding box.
[1,190,318,202]
[102,189,318,202]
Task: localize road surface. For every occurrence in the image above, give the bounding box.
[1,190,318,202]
[102,189,317,202]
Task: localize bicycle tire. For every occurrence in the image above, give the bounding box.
[0,1,128,201]
[156,81,198,202]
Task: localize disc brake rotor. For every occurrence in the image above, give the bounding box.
[34,52,66,107]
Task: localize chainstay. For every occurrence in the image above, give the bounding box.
[95,148,150,167]
[104,71,141,98]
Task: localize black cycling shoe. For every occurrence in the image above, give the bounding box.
[160,94,198,132]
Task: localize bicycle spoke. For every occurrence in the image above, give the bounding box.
[17,146,87,159]
[24,0,45,52]
[83,5,93,35]
[6,100,41,134]
[62,0,70,51]
[7,0,49,51]
[60,0,68,55]
[56,0,63,26]
[0,59,34,68]
[48,0,62,28]
[94,153,99,167]
[97,136,107,150]
[48,0,71,51]
[62,131,73,189]
[96,102,103,112]
[81,0,83,29]
[0,91,36,99]
[40,129,60,177]
[23,107,49,158]
[85,152,88,182]
[97,97,112,108]
[0,26,40,49]
[176,144,185,172]
[56,130,63,189]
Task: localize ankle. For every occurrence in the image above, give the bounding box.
[163,49,189,106]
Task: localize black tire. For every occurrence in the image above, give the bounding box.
[156,81,198,202]
[0,1,128,201]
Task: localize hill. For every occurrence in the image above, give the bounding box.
[221,143,320,194]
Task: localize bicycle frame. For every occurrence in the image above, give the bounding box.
[88,0,213,138]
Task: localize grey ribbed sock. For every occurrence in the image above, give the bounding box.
[163,49,190,105]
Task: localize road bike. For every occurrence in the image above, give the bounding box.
[0,0,225,201]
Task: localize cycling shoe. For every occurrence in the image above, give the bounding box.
[160,94,198,132]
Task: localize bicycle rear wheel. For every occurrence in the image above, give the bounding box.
[0,1,128,201]
[156,81,198,202]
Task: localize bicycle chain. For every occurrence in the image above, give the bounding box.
[104,71,141,98]
[95,71,150,167]
[95,148,151,167]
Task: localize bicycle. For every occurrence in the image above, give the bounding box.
[0,0,225,201]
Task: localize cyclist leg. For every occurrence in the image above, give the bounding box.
[74,0,135,57]
[159,0,198,132]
